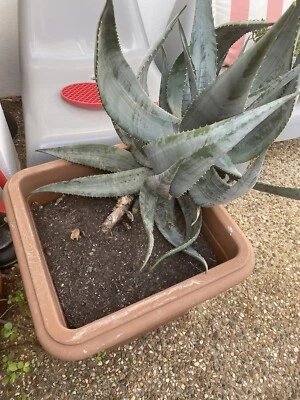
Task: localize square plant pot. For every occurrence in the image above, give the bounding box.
[3,159,255,361]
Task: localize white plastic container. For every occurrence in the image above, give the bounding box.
[0,104,20,199]
[19,0,162,166]
[276,102,300,141]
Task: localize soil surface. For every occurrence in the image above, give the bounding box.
[32,195,217,328]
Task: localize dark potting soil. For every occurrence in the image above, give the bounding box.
[32,195,217,329]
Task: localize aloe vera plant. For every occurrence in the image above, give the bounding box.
[36,0,300,271]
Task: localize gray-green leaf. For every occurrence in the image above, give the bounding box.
[250,2,300,96]
[167,52,186,118]
[38,144,139,172]
[139,184,158,270]
[95,0,179,142]
[154,197,207,269]
[180,4,296,131]
[34,167,151,197]
[170,94,298,197]
[145,93,297,178]
[152,195,207,271]
[215,21,273,71]
[137,6,186,94]
[189,0,217,92]
[254,182,300,200]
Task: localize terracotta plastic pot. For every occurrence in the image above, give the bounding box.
[3,160,255,361]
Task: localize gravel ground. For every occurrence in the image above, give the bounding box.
[0,99,299,399]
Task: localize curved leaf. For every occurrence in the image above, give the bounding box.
[229,68,300,163]
[215,154,242,178]
[191,150,266,206]
[159,47,171,113]
[38,144,139,172]
[189,168,231,207]
[113,123,151,167]
[215,150,266,203]
[33,167,151,197]
[167,52,186,118]
[189,0,217,92]
[152,196,207,271]
[180,4,296,131]
[137,6,186,94]
[95,0,179,142]
[145,160,183,199]
[154,198,207,269]
[178,195,201,231]
[179,21,198,110]
[246,64,300,109]
[139,184,157,271]
[145,93,297,177]
[216,21,273,71]
[150,227,201,271]
[170,94,298,197]
[250,3,300,95]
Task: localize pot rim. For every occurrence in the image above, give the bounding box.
[3,159,254,360]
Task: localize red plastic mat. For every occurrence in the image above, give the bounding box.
[0,170,7,189]
[0,170,7,213]
[61,83,103,109]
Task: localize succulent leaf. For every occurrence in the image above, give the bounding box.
[215,154,242,178]
[210,150,267,205]
[178,21,198,109]
[168,21,272,117]
[215,149,266,202]
[180,5,296,131]
[145,93,297,177]
[154,198,207,269]
[145,160,183,200]
[178,194,202,239]
[170,94,298,197]
[113,124,151,167]
[215,21,273,71]
[95,0,179,142]
[159,47,172,113]
[137,6,186,94]
[150,226,201,271]
[151,195,206,271]
[229,79,300,163]
[38,144,139,172]
[250,2,300,95]
[190,150,266,206]
[189,0,217,92]
[253,182,300,200]
[34,167,151,197]
[139,184,158,270]
[167,52,186,118]
[189,168,231,207]
[246,64,300,109]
